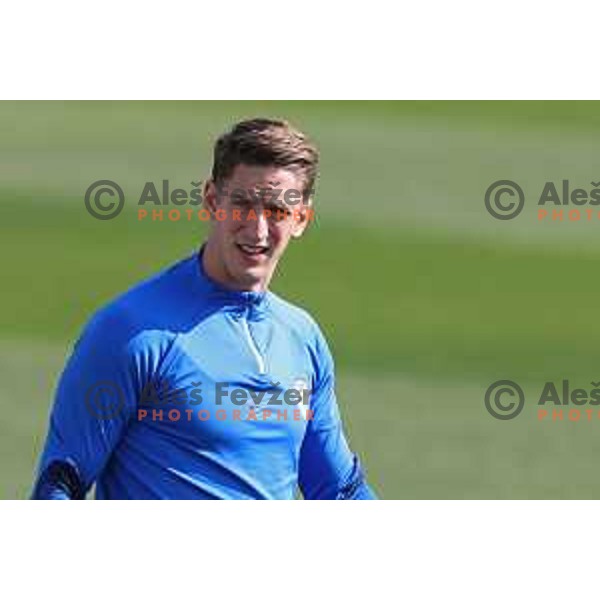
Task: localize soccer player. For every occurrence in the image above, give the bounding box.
[31,118,377,500]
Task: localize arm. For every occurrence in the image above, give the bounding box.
[31,308,139,499]
[298,330,377,500]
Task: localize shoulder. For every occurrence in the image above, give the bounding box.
[107,254,201,325]
[77,255,201,357]
[267,292,332,360]
[268,292,321,337]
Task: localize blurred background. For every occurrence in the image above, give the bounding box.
[2,101,600,499]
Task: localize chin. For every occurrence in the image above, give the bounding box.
[230,266,267,290]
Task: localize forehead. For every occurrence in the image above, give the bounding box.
[226,164,302,190]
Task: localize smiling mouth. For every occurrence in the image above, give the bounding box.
[236,243,270,257]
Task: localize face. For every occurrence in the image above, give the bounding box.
[203,164,311,292]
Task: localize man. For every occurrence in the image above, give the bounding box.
[32,118,376,499]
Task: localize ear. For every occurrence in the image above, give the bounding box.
[203,179,219,214]
[290,199,314,239]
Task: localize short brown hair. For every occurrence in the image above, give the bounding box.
[211,118,319,196]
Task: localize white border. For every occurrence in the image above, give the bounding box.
[2,501,598,599]
[2,1,599,99]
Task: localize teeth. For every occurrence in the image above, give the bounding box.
[239,244,267,255]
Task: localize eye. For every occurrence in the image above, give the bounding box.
[267,203,292,216]
[232,200,252,210]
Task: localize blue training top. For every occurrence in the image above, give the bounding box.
[32,248,376,499]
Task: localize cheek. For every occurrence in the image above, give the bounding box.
[271,224,293,249]
[217,219,242,239]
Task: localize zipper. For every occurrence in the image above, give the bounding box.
[240,311,266,375]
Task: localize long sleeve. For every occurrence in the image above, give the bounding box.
[31,308,141,499]
[298,329,376,500]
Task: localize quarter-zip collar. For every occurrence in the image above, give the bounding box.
[190,245,269,321]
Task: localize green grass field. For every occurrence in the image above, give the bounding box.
[3,101,600,498]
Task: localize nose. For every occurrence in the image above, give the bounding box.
[244,209,269,242]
